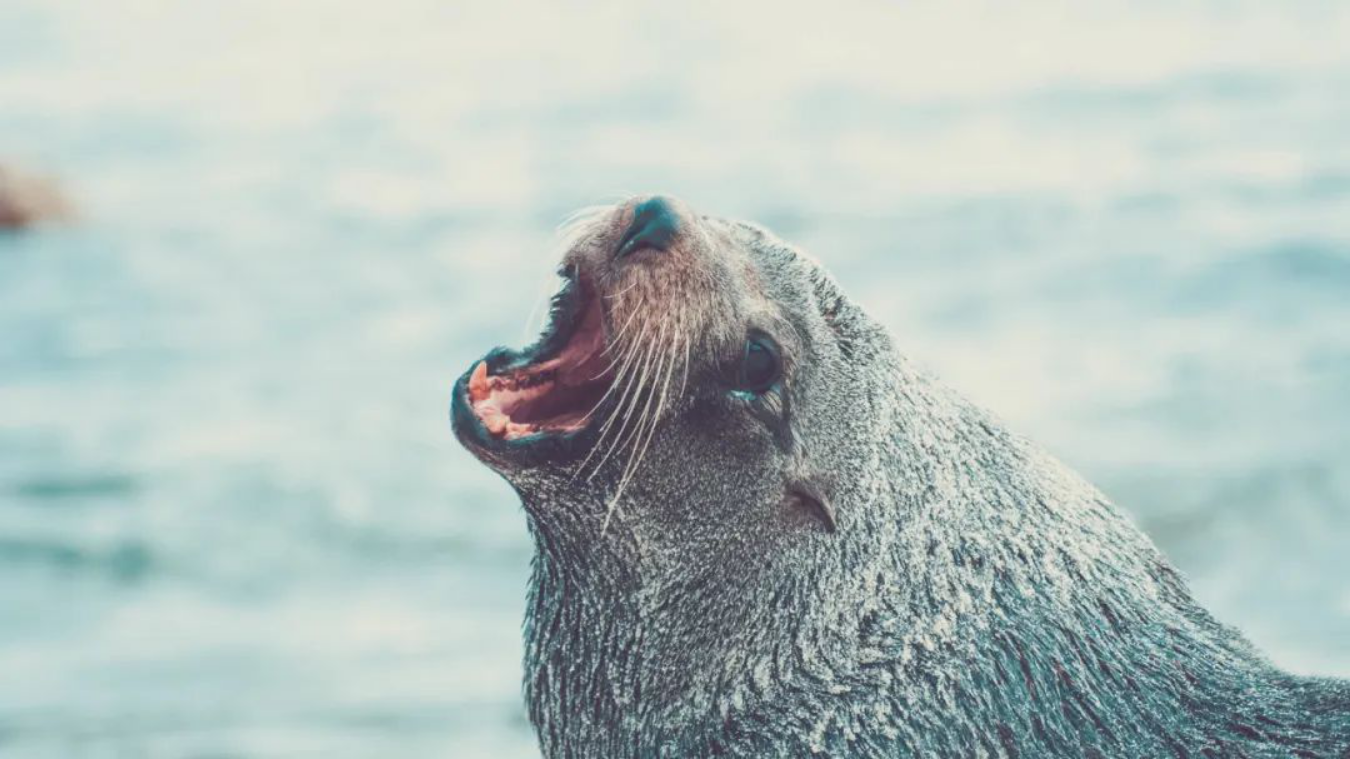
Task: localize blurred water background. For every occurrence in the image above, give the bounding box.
[1,1,1348,756]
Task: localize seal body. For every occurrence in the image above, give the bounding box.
[452,197,1350,757]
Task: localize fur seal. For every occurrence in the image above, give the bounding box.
[0,163,70,230]
[451,196,1350,757]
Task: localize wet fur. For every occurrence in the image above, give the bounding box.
[464,203,1350,757]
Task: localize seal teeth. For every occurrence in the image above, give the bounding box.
[470,361,489,402]
[495,379,555,409]
[484,409,508,436]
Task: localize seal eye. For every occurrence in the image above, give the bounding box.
[736,335,781,395]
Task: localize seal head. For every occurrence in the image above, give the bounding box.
[451,196,1350,758]
[452,194,851,538]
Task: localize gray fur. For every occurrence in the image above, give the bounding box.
[460,199,1350,758]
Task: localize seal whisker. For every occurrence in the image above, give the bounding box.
[602,339,676,535]
[588,320,665,482]
[577,345,641,423]
[612,328,680,479]
[568,325,652,482]
[603,300,644,356]
[612,318,669,450]
[588,312,648,392]
[597,371,653,533]
[677,326,693,400]
[576,321,654,481]
[576,366,642,476]
[591,318,650,440]
[520,287,553,345]
[603,281,638,301]
[553,204,610,243]
[594,317,645,380]
[610,329,684,525]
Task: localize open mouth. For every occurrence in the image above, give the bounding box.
[454,271,613,450]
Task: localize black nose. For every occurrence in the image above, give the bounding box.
[616,196,681,258]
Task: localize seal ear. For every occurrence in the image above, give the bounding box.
[784,482,836,533]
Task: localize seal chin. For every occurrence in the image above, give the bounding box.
[451,270,614,464]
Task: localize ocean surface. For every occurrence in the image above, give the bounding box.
[2,1,1348,756]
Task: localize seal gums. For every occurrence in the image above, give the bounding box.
[468,285,613,440]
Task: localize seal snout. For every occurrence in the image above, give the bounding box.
[616,195,684,258]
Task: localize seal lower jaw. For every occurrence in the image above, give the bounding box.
[454,276,614,455]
